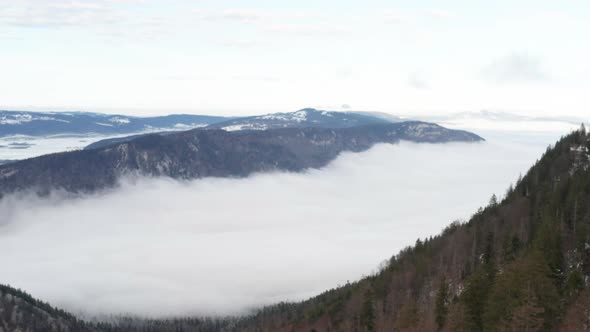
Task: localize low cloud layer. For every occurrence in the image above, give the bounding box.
[0,134,557,318]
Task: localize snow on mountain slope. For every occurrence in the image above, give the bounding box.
[0,110,230,137]
[208,108,391,131]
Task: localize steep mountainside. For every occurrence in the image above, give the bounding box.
[0,121,482,196]
[0,110,230,137]
[230,126,590,331]
[207,108,391,131]
[0,285,93,332]
[0,284,225,332]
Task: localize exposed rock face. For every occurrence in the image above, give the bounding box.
[0,121,483,196]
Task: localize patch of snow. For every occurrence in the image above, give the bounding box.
[222,124,268,131]
[260,114,290,121]
[37,116,70,123]
[571,145,589,153]
[95,122,114,127]
[406,123,439,137]
[0,113,71,125]
[0,113,33,125]
[109,117,131,124]
[293,110,308,122]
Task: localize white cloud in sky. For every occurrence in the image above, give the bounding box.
[425,9,453,19]
[408,73,430,89]
[0,0,126,27]
[482,53,550,84]
[192,8,268,23]
[1,1,589,116]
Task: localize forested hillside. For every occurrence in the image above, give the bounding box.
[233,125,590,331]
[0,284,92,332]
[0,122,481,196]
[1,126,589,331]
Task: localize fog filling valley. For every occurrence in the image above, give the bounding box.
[0,132,564,318]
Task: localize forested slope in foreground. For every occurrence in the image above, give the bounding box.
[2,126,590,332]
[234,126,590,331]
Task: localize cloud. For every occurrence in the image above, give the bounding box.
[482,53,550,84]
[191,9,346,37]
[0,0,129,27]
[0,0,165,44]
[408,73,430,89]
[216,39,260,49]
[383,10,408,24]
[425,9,454,19]
[192,8,268,23]
[0,135,552,318]
[191,8,312,24]
[383,8,454,24]
[265,22,350,36]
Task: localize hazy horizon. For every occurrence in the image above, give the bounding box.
[1,106,589,121]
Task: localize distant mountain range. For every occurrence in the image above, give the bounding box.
[0,121,482,196]
[0,108,398,138]
[0,110,231,137]
[84,108,401,150]
[207,108,396,131]
[2,109,586,139]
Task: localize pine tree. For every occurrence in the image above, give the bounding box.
[489,194,498,207]
[509,282,545,332]
[435,278,450,330]
[360,290,375,332]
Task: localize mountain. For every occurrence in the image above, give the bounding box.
[0,284,93,332]
[0,283,223,332]
[0,108,398,138]
[84,108,399,150]
[2,126,589,331]
[232,126,590,331]
[0,121,482,196]
[207,108,392,131]
[0,110,231,137]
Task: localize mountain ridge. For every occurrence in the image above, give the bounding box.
[0,108,397,138]
[0,110,232,137]
[207,108,394,131]
[0,121,482,197]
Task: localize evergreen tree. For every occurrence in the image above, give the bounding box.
[435,278,450,330]
[360,290,375,332]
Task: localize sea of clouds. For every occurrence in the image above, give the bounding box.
[0,130,566,318]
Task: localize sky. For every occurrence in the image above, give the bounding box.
[1,0,589,116]
[0,132,559,317]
